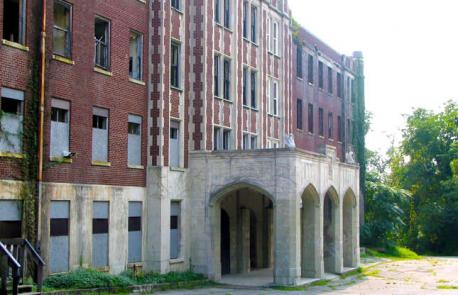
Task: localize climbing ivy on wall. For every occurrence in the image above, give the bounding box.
[352,55,367,213]
[19,61,41,245]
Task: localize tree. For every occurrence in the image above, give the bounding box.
[389,101,458,254]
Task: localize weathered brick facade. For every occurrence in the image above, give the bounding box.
[0,0,364,286]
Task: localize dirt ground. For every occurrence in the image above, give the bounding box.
[155,257,458,294]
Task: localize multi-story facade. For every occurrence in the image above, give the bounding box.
[0,0,364,286]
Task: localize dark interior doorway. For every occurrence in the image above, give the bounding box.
[221,209,231,275]
[250,210,257,269]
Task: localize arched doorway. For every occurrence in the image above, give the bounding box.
[323,187,339,273]
[213,184,274,284]
[343,189,357,268]
[300,184,321,278]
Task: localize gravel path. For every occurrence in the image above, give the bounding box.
[154,257,458,294]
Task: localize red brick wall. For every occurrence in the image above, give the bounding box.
[0,0,148,187]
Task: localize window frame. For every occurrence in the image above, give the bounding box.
[296,99,303,130]
[94,16,111,70]
[328,112,333,139]
[308,103,314,133]
[307,54,314,84]
[223,58,231,100]
[53,0,72,58]
[129,31,143,81]
[170,41,181,89]
[3,0,27,45]
[318,108,324,136]
[296,46,303,78]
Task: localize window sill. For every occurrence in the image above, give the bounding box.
[94,67,113,77]
[50,157,72,164]
[128,164,144,170]
[136,0,146,3]
[242,37,258,47]
[328,138,334,142]
[308,132,314,136]
[127,262,143,268]
[129,78,146,86]
[319,135,324,139]
[0,152,24,159]
[2,39,29,52]
[268,51,281,59]
[243,105,258,112]
[169,258,185,264]
[171,6,184,14]
[52,54,75,65]
[296,76,303,81]
[216,22,233,33]
[170,166,186,173]
[170,86,183,93]
[267,113,280,118]
[92,160,111,167]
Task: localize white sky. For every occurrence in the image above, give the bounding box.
[288,0,458,154]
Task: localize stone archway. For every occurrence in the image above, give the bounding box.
[300,184,322,278]
[343,188,358,268]
[210,183,275,284]
[323,187,340,274]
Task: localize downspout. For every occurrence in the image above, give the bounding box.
[37,0,47,248]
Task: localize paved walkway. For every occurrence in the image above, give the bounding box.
[155,257,458,294]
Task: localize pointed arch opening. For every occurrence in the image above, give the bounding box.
[323,186,339,273]
[300,184,321,278]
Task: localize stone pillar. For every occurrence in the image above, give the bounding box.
[335,202,344,273]
[144,167,170,273]
[301,197,323,278]
[274,198,301,285]
[240,208,251,273]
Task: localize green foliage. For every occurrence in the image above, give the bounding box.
[364,246,419,260]
[389,101,458,254]
[43,268,206,291]
[44,269,133,290]
[361,180,410,247]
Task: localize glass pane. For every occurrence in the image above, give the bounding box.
[53,29,66,56]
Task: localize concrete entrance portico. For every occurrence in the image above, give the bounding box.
[189,148,360,286]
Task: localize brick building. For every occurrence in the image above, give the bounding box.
[0,0,364,286]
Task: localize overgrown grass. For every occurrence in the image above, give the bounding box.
[437,285,458,290]
[43,268,206,291]
[364,246,420,260]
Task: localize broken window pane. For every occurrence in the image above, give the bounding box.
[129,32,143,80]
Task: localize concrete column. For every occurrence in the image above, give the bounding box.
[239,208,251,273]
[274,198,301,285]
[334,202,344,273]
[267,208,274,268]
[144,167,170,273]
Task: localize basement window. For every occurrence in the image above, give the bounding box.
[53,0,72,58]
[50,99,70,158]
[170,201,181,259]
[94,17,110,69]
[129,31,143,81]
[3,0,27,45]
[0,88,24,153]
[92,201,109,268]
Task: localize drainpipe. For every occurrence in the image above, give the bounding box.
[37,0,47,249]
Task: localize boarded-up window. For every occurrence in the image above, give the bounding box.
[50,99,70,158]
[128,202,142,263]
[0,88,24,154]
[50,201,69,273]
[92,107,108,162]
[0,200,22,239]
[170,201,181,259]
[128,114,141,166]
[92,201,109,268]
[170,120,180,167]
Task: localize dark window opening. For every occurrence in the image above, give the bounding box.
[296,46,303,78]
[93,115,107,130]
[307,54,314,84]
[250,71,256,108]
[328,67,333,94]
[171,0,180,10]
[251,5,257,43]
[328,112,333,139]
[318,61,324,89]
[319,108,324,136]
[296,99,303,130]
[223,0,230,28]
[128,122,140,135]
[308,103,314,133]
[242,67,248,105]
[3,0,26,44]
[1,97,22,115]
[51,107,68,123]
[214,55,220,97]
[94,17,110,69]
[171,43,180,88]
[337,72,343,98]
[223,59,231,100]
